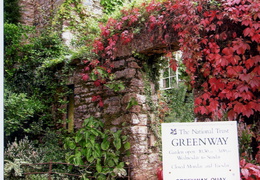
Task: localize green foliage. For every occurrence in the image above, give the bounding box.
[25,174,49,180]
[160,83,194,122]
[4,23,68,94]
[101,0,125,14]
[4,23,34,77]
[238,122,255,162]
[4,0,21,23]
[4,89,44,136]
[4,22,72,139]
[105,80,125,92]
[37,129,67,162]
[126,97,138,110]
[64,117,130,179]
[53,0,101,49]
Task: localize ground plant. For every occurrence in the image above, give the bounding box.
[64,117,130,179]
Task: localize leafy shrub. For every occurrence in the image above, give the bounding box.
[64,116,130,179]
[37,129,67,162]
[4,22,71,139]
[159,83,194,123]
[4,23,34,77]
[101,0,125,14]
[4,0,21,23]
[4,23,68,95]
[4,89,44,136]
[238,121,255,162]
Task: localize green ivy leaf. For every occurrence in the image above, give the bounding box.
[97,174,106,180]
[87,155,94,163]
[124,142,130,150]
[86,148,92,160]
[101,138,110,150]
[107,159,115,167]
[96,162,102,173]
[85,131,90,142]
[69,141,76,150]
[94,144,102,157]
[85,141,91,148]
[113,138,121,150]
[126,97,138,110]
[74,152,83,165]
[117,162,124,169]
[121,135,127,142]
[75,133,82,143]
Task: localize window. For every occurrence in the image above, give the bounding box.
[159,51,182,90]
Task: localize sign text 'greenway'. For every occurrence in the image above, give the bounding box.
[162,121,240,180]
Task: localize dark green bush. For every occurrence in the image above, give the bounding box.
[4,0,21,23]
[4,22,70,140]
[4,89,44,136]
[161,83,194,122]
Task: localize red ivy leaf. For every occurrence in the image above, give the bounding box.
[234,102,245,113]
[94,80,101,87]
[207,99,219,112]
[227,66,243,77]
[98,100,104,107]
[227,109,237,120]
[241,92,254,101]
[248,101,260,111]
[82,74,89,81]
[169,59,178,71]
[252,32,260,43]
[248,77,260,89]
[243,27,254,37]
[222,47,234,56]
[217,56,229,67]
[245,58,254,70]
[237,84,249,92]
[92,95,101,102]
[232,39,250,55]
[194,97,202,105]
[219,89,232,99]
[209,78,225,92]
[201,92,211,100]
[194,106,208,115]
[244,105,254,118]
[239,73,252,82]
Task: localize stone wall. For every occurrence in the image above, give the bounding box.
[19,0,64,28]
[19,0,102,45]
[67,56,161,179]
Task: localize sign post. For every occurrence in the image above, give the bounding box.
[162,121,240,180]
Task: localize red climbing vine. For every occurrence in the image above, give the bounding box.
[82,0,260,122]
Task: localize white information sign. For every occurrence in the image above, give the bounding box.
[162,121,240,180]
